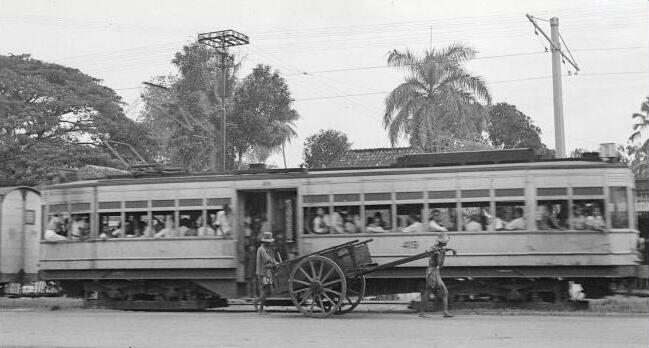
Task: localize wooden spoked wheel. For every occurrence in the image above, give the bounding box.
[289,255,347,318]
[336,275,366,315]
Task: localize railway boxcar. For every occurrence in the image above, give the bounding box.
[0,186,41,286]
[38,150,641,308]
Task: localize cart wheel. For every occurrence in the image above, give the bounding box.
[289,255,347,318]
[336,275,366,315]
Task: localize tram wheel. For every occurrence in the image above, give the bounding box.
[289,255,346,318]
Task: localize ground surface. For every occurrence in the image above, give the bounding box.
[1,309,647,348]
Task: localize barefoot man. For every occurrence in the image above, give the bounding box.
[254,231,276,314]
[419,232,453,318]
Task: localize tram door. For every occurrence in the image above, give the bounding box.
[238,189,297,297]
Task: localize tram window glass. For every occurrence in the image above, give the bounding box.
[428,204,457,232]
[494,202,526,231]
[333,206,361,233]
[365,205,392,232]
[573,199,606,231]
[179,210,202,237]
[70,213,90,240]
[536,200,568,230]
[461,202,489,231]
[304,207,331,234]
[125,212,149,237]
[397,204,424,233]
[207,207,232,238]
[610,187,629,228]
[99,213,121,238]
[152,211,176,238]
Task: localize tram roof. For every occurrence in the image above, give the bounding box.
[44,150,629,190]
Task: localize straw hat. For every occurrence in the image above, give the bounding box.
[260,231,275,243]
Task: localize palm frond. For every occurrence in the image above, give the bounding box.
[383,82,423,128]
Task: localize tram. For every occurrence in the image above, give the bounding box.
[38,149,640,309]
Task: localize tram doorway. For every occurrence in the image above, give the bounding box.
[237,189,297,297]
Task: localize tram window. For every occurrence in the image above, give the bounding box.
[397,204,424,233]
[99,213,121,238]
[179,210,202,237]
[610,187,629,229]
[332,206,361,233]
[536,200,568,230]
[125,212,149,238]
[573,199,606,231]
[152,211,176,238]
[70,213,90,240]
[207,206,233,238]
[303,207,331,234]
[495,202,526,231]
[461,202,489,232]
[428,204,457,232]
[365,205,392,233]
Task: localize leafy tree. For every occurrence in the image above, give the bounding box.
[487,102,551,155]
[303,129,351,168]
[629,96,649,156]
[0,54,151,185]
[383,44,491,151]
[230,64,299,167]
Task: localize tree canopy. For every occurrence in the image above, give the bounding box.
[487,102,551,155]
[627,96,649,178]
[0,54,150,186]
[383,44,491,151]
[303,129,351,168]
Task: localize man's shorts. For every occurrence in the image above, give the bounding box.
[257,275,272,296]
[425,270,448,297]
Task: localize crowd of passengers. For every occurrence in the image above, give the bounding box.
[308,203,608,234]
[44,206,233,241]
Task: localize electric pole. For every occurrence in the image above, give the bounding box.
[526,15,579,158]
[198,30,249,172]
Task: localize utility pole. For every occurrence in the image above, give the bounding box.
[526,15,579,158]
[198,30,249,171]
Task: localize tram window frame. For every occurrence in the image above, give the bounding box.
[364,204,392,233]
[303,206,331,235]
[332,205,362,233]
[396,203,424,233]
[152,211,176,238]
[427,203,457,232]
[536,200,569,230]
[609,187,629,229]
[494,201,526,231]
[178,210,202,237]
[460,202,490,232]
[99,212,122,239]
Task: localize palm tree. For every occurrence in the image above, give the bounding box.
[629,96,649,155]
[383,44,492,151]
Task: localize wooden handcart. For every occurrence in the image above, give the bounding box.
[271,239,455,317]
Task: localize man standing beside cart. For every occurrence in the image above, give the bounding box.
[254,231,277,314]
[419,232,453,318]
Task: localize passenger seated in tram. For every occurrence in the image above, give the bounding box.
[343,213,360,233]
[586,207,606,232]
[536,204,562,230]
[366,213,387,233]
[154,215,176,238]
[573,205,587,230]
[215,205,233,238]
[178,218,195,237]
[196,216,215,237]
[428,209,448,232]
[330,211,345,234]
[312,207,331,234]
[111,223,124,238]
[400,214,424,233]
[70,216,83,240]
[504,207,526,230]
[44,214,68,241]
[487,207,506,231]
[464,213,483,232]
[123,221,137,238]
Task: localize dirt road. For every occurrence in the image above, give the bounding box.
[1,310,646,348]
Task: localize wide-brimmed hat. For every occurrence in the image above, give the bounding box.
[260,231,275,243]
[435,232,450,245]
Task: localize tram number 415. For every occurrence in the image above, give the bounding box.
[401,241,420,249]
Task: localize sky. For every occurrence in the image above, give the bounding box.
[1,0,648,167]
